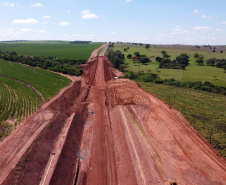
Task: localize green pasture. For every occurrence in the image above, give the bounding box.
[113,44,226,87]
[140,82,226,157]
[0,41,104,60]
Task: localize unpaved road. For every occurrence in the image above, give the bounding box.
[0,44,225,185]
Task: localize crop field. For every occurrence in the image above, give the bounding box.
[140,82,226,157]
[0,59,71,139]
[0,60,71,101]
[0,75,40,139]
[113,44,226,87]
[0,41,104,60]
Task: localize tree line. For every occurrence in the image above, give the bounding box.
[123,71,226,95]
[0,50,84,76]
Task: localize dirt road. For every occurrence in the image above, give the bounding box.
[0,45,225,185]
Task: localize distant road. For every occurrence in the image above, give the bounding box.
[99,43,108,56]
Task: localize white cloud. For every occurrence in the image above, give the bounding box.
[125,0,132,2]
[37,29,47,33]
[81,10,98,19]
[30,3,42,7]
[222,21,226,25]
[111,32,116,35]
[67,10,71,13]
[20,28,32,32]
[3,2,15,7]
[43,15,50,19]
[59,21,69,26]
[13,18,39,24]
[194,9,199,15]
[194,26,210,31]
[202,15,211,19]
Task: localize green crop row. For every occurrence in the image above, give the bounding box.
[0,75,40,140]
[25,65,71,82]
[0,60,70,101]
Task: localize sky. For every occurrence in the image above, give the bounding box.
[0,0,226,45]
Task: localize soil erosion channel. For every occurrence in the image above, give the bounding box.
[0,44,225,185]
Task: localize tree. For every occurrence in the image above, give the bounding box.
[134,52,140,59]
[161,50,170,59]
[140,57,150,64]
[193,53,199,59]
[155,56,163,62]
[195,59,204,65]
[176,53,190,65]
[145,44,150,49]
[127,54,132,59]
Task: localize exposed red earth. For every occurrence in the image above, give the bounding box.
[0,44,225,185]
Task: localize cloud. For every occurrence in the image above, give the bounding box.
[194,9,199,15]
[81,10,98,19]
[30,3,42,7]
[20,28,32,32]
[202,15,211,19]
[194,26,210,31]
[125,0,132,2]
[59,21,69,26]
[43,15,50,19]
[67,10,71,13]
[222,21,226,25]
[37,29,47,33]
[3,2,15,7]
[13,18,39,24]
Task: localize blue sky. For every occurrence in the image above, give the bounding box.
[0,0,226,44]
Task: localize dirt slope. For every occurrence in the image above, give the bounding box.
[77,54,226,184]
[0,45,225,185]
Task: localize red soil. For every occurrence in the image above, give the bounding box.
[0,44,225,185]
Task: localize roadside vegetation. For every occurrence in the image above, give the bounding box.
[0,51,83,76]
[110,42,226,157]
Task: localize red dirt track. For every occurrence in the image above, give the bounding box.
[0,44,225,185]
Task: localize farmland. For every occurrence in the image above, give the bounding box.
[0,60,71,100]
[0,41,104,60]
[0,75,40,139]
[112,43,226,87]
[0,59,72,139]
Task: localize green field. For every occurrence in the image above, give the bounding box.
[140,82,226,157]
[0,59,72,139]
[113,44,226,87]
[0,60,71,101]
[0,41,104,60]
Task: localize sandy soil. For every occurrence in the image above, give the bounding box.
[0,44,225,185]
